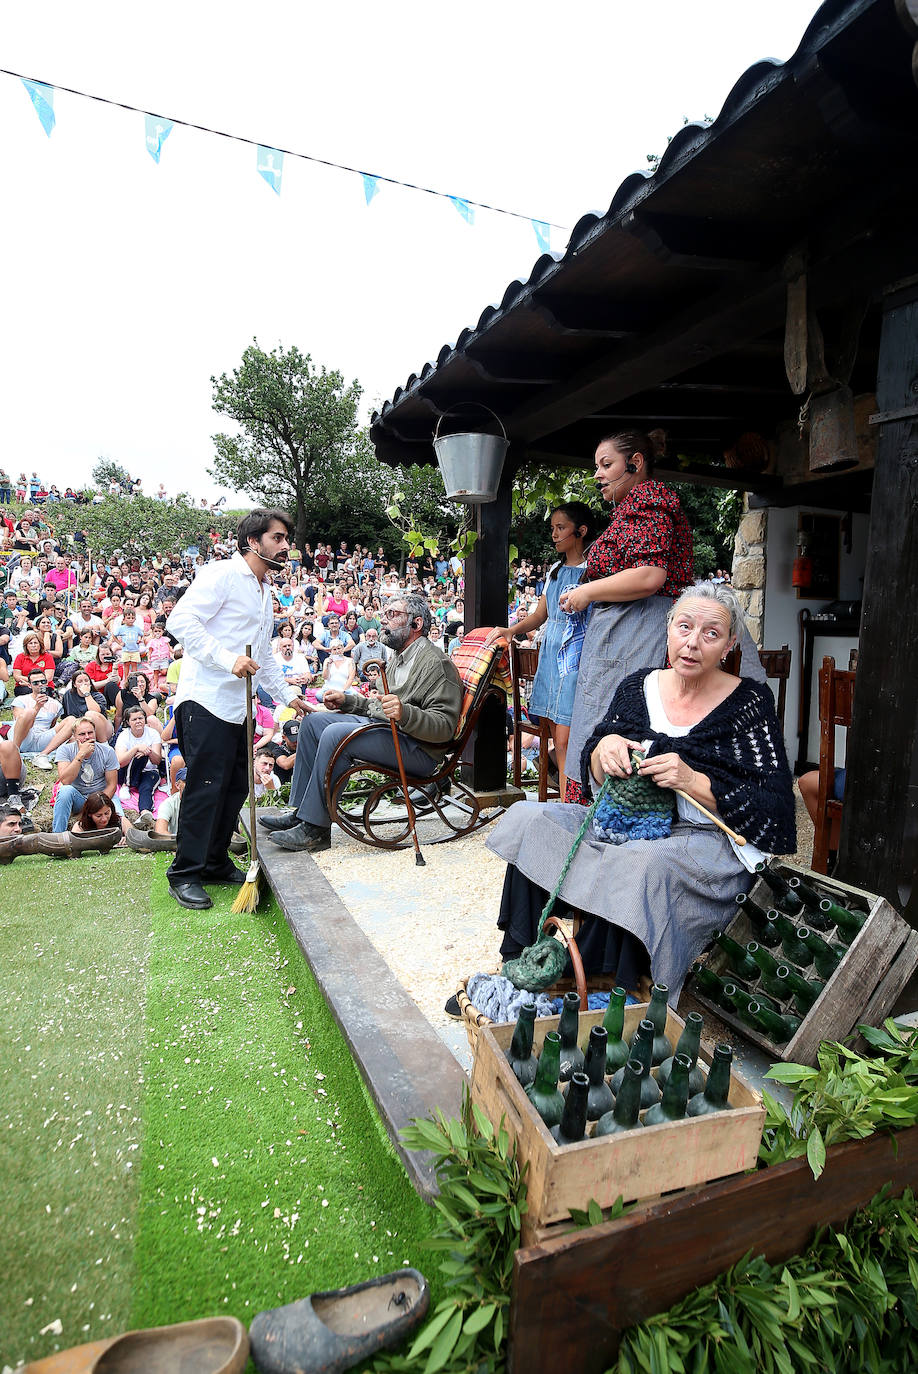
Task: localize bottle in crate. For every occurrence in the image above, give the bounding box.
[745,999,801,1044]
[803,927,845,980]
[643,1052,692,1125]
[786,876,832,931]
[734,892,780,947]
[526,1029,565,1129]
[594,1060,645,1137]
[756,863,805,917]
[712,929,760,983]
[687,1043,734,1116]
[820,898,866,943]
[774,964,825,1015]
[584,1026,615,1122]
[611,1019,661,1108]
[640,982,674,1065]
[557,990,585,1082]
[505,1001,538,1088]
[657,1011,705,1096]
[773,912,813,968]
[602,987,630,1074]
[746,942,789,1001]
[550,1070,589,1146]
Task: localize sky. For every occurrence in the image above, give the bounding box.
[1,0,821,503]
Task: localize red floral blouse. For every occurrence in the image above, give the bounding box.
[586,480,693,597]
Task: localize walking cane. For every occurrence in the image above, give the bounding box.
[374,661,426,866]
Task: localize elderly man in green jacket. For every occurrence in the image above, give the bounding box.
[261,593,462,853]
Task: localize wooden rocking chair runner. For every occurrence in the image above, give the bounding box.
[812,654,856,874]
[509,639,558,803]
[324,639,509,850]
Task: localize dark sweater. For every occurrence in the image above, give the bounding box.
[581,671,797,854]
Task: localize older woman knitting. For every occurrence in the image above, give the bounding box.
[488,581,796,1002]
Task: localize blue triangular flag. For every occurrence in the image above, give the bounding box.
[363,174,380,205]
[22,80,55,137]
[532,220,550,254]
[257,146,283,195]
[449,196,474,225]
[144,115,174,164]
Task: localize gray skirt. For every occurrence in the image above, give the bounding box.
[565,596,672,788]
[487,800,752,1004]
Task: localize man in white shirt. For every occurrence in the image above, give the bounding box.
[69,597,106,643]
[165,508,309,910]
[274,639,313,687]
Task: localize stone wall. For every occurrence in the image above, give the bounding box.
[732,500,767,646]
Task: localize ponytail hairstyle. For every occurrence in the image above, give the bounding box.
[597,428,667,476]
[547,501,598,581]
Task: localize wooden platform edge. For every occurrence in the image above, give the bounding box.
[255,830,467,1202]
[509,1123,918,1374]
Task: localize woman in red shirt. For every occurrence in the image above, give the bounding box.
[560,429,694,802]
[12,631,56,691]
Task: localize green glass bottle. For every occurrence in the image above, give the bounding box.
[602,987,630,1074]
[691,962,727,1002]
[746,942,787,1001]
[594,1059,645,1136]
[525,1030,565,1129]
[712,930,760,983]
[610,1019,661,1108]
[819,898,866,943]
[550,1070,589,1146]
[785,876,832,931]
[734,892,780,947]
[557,990,585,1082]
[725,979,780,1018]
[756,863,805,917]
[746,999,801,1044]
[636,982,673,1066]
[772,912,812,968]
[687,1043,734,1116]
[505,1001,538,1088]
[584,1026,615,1121]
[643,1052,692,1126]
[803,927,845,980]
[657,1011,705,1096]
[774,964,825,1015]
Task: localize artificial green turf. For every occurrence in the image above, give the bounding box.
[131,856,439,1332]
[0,851,151,1369]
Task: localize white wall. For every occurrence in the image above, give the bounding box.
[762,505,868,770]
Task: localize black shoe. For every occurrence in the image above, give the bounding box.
[169,881,214,910]
[258,809,300,832]
[267,822,332,853]
[203,866,246,886]
[444,993,462,1020]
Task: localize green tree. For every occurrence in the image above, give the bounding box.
[208,341,364,550]
[50,495,215,559]
[91,457,133,491]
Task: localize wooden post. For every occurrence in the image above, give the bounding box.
[839,277,918,922]
[462,456,516,792]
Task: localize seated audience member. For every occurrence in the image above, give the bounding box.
[115,705,163,817]
[274,638,314,687]
[154,767,186,836]
[71,627,99,668]
[71,789,128,839]
[1,589,28,664]
[115,672,163,733]
[352,626,390,680]
[52,717,122,832]
[33,614,64,663]
[253,749,282,798]
[0,726,27,806]
[11,670,74,769]
[8,555,40,593]
[86,645,122,708]
[60,669,113,742]
[69,597,106,642]
[12,631,56,692]
[321,641,357,696]
[487,582,796,1001]
[341,610,363,651]
[261,593,462,854]
[0,801,23,840]
[44,554,77,595]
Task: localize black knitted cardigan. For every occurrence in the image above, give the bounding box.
[581,671,797,854]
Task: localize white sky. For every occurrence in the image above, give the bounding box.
[1,0,819,503]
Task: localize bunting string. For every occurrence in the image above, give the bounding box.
[3,66,570,249]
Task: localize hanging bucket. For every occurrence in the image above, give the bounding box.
[433,404,509,503]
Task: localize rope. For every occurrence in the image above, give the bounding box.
[535,776,613,941]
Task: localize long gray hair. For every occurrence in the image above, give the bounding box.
[668,580,746,642]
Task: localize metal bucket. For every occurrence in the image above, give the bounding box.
[433,405,509,503]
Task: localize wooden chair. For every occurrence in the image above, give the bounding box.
[812,655,856,873]
[509,639,558,803]
[324,639,509,850]
[722,643,792,730]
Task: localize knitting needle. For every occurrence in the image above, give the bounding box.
[673,790,747,846]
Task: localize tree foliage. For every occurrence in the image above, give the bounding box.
[208,341,364,549]
[50,495,216,559]
[92,458,133,491]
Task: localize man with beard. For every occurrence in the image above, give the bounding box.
[260,592,461,853]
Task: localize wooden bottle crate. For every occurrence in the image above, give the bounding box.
[688,863,918,1066]
[470,1003,764,1247]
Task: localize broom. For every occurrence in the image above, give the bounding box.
[231,644,262,913]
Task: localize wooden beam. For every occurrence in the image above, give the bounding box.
[531,298,644,338]
[622,209,773,270]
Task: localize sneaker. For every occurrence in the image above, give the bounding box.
[4,793,25,813]
[135,810,155,831]
[31,755,53,771]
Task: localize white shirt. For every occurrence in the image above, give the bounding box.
[166,552,298,724]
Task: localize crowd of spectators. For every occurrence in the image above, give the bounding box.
[0,502,492,849]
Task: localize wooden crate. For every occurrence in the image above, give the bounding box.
[470,1003,764,1247]
[688,863,918,1066]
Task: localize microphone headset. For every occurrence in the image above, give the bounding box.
[624,459,638,474]
[246,539,287,571]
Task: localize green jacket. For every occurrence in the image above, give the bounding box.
[340,635,462,762]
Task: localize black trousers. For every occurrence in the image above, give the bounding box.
[167,700,247,885]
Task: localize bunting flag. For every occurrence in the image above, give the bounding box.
[144,115,173,164]
[22,79,55,137]
[532,220,551,254]
[363,174,380,205]
[449,196,474,225]
[257,145,283,194]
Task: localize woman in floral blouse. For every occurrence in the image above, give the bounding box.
[559,429,694,802]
